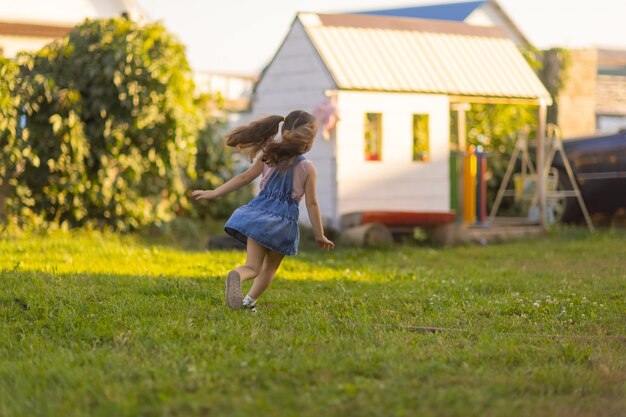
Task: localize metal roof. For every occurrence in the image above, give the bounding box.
[356,1,486,22]
[299,13,551,104]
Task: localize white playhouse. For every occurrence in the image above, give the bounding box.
[251,12,551,233]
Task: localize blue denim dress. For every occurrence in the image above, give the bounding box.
[224,156,305,256]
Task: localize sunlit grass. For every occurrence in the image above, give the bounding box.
[1,229,625,417]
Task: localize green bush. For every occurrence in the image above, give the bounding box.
[191,96,252,220]
[1,17,243,231]
[0,58,41,223]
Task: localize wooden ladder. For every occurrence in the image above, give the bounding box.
[530,125,594,231]
[488,129,536,223]
[489,126,594,232]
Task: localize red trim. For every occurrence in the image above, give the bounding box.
[360,211,455,227]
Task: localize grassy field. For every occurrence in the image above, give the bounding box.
[0,228,625,417]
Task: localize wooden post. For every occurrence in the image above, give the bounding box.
[537,100,548,228]
[452,103,471,224]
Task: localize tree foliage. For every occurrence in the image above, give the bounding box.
[1,18,241,231]
[0,58,19,190]
[191,94,252,220]
[0,58,38,220]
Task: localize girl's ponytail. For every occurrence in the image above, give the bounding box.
[262,122,317,167]
[225,115,284,161]
[225,110,318,168]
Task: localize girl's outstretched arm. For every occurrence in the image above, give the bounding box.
[192,158,264,200]
[304,164,335,251]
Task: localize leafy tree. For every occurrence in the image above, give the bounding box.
[0,58,40,223]
[6,17,206,230]
[450,102,537,205]
[191,94,252,220]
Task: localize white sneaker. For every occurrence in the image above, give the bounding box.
[242,295,257,313]
[243,303,257,314]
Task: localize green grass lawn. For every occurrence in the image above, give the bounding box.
[1,229,625,417]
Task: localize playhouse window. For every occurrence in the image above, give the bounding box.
[412,114,430,162]
[364,113,382,161]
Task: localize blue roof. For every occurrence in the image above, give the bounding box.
[356,1,486,22]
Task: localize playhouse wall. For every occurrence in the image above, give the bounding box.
[251,20,338,228]
[335,91,451,220]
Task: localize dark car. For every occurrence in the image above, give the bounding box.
[552,129,626,222]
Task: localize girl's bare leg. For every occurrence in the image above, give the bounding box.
[247,249,284,300]
[226,238,268,309]
[236,238,267,281]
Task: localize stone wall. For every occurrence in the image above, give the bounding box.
[596,75,626,116]
[557,49,598,139]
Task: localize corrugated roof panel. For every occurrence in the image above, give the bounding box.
[378,30,414,91]
[429,33,468,93]
[312,27,352,87]
[400,32,435,91]
[414,34,447,92]
[397,32,433,91]
[301,13,552,102]
[452,35,491,94]
[477,37,511,95]
[493,40,537,96]
[411,32,445,93]
[365,30,397,89]
[348,28,388,88]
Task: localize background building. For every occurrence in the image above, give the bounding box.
[552,49,626,137]
[251,12,550,229]
[193,71,257,122]
[0,0,146,58]
[358,1,626,138]
[356,0,528,46]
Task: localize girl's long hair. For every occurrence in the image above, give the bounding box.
[225,110,318,168]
